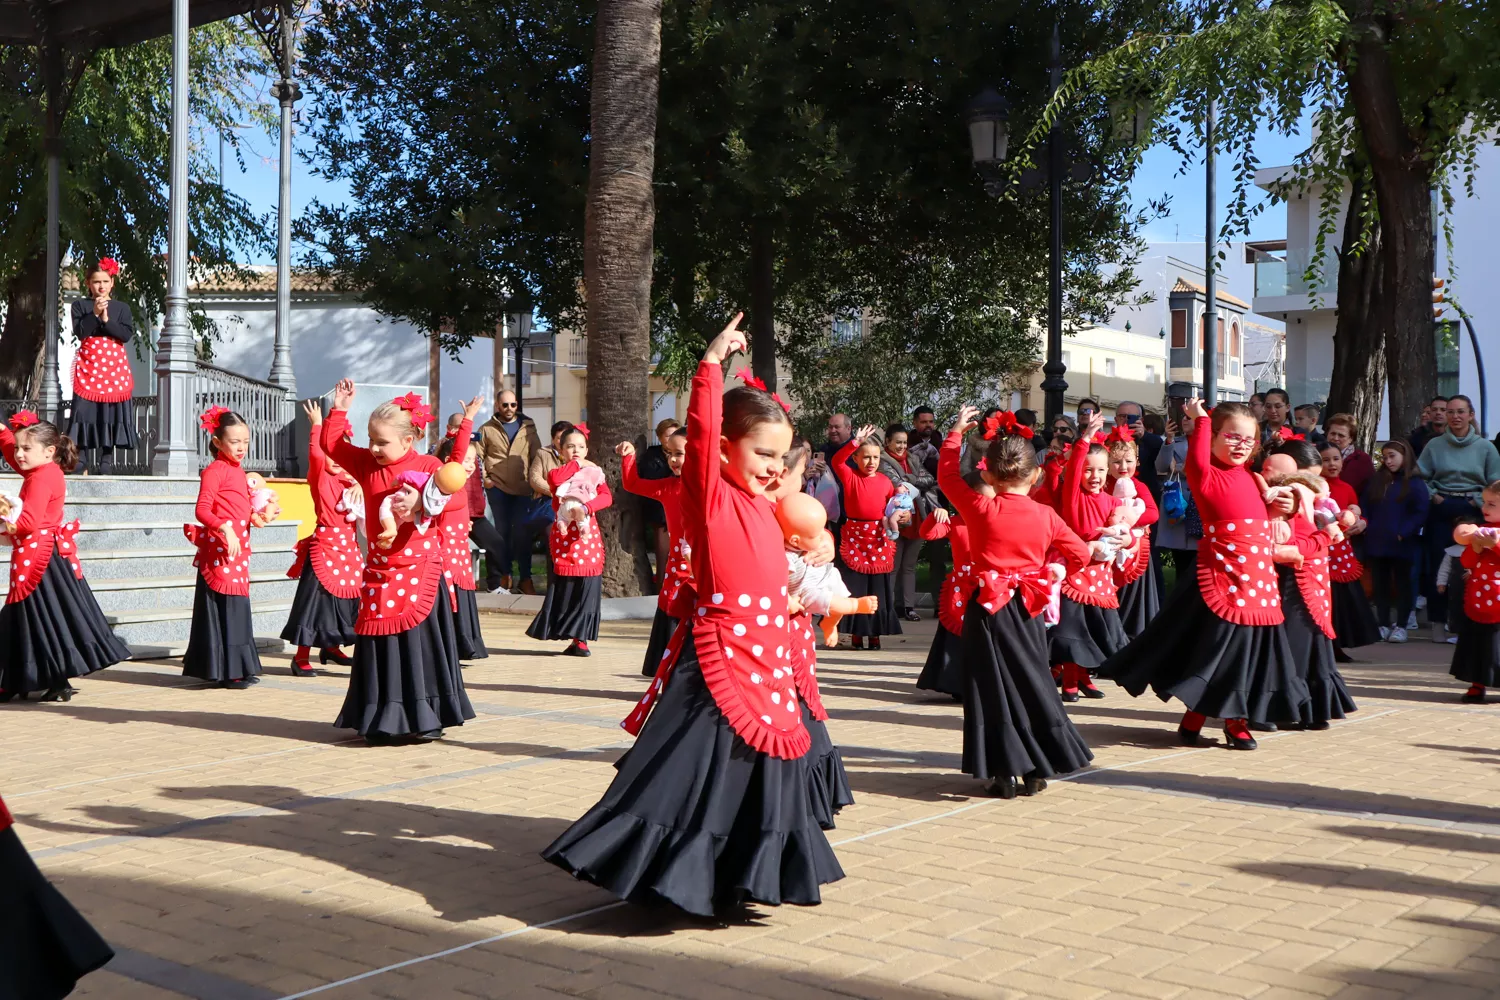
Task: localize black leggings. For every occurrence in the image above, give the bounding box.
[1367,555,1413,628]
[469,517,506,590]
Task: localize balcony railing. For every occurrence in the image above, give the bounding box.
[192,362,295,475]
[568,338,587,369]
[0,397,158,475]
[1252,248,1336,299]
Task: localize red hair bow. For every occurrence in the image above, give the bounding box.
[392,393,433,431]
[96,257,120,277]
[1104,424,1134,444]
[199,405,230,432]
[770,391,792,415]
[975,457,988,472]
[981,410,1033,441]
[1277,425,1306,442]
[734,371,768,392]
[8,410,39,431]
[575,422,589,438]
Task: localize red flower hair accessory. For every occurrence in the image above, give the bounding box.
[96,257,120,277]
[734,371,768,392]
[198,405,230,432]
[1104,424,1135,445]
[975,457,988,472]
[392,392,433,431]
[770,392,792,415]
[8,410,39,431]
[981,410,1033,441]
[574,422,589,438]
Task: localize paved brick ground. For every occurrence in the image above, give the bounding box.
[5,612,1500,999]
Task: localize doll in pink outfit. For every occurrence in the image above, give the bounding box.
[554,464,607,538]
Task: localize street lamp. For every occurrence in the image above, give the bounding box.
[965,24,1070,423]
[505,307,534,415]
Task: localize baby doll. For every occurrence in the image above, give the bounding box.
[1259,457,1341,567]
[376,462,467,549]
[244,472,282,523]
[883,482,918,540]
[1105,478,1148,568]
[777,492,879,647]
[554,464,607,538]
[0,489,19,540]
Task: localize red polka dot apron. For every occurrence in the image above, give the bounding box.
[1061,559,1119,609]
[549,517,605,576]
[71,335,133,403]
[7,520,82,604]
[287,522,363,599]
[355,525,451,635]
[839,518,895,574]
[1327,538,1363,584]
[787,611,827,721]
[624,586,810,759]
[658,535,694,615]
[1114,527,1152,588]
[1195,519,1284,626]
[1292,541,1336,639]
[969,568,1055,619]
[438,514,476,592]
[1464,549,1500,624]
[184,520,252,596]
[938,564,973,637]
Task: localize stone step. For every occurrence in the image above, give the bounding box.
[52,495,201,524]
[0,475,203,499]
[126,636,288,661]
[107,602,295,646]
[0,519,302,556]
[0,542,299,581]
[0,569,297,608]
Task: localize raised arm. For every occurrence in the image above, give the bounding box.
[683,314,745,518]
[1184,412,1213,496]
[321,408,370,473]
[937,407,987,526]
[304,402,327,483]
[620,449,671,500]
[1059,439,1094,534]
[830,438,859,490]
[918,508,952,542]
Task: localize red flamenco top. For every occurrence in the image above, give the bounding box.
[2,427,83,604]
[920,508,973,637]
[1324,477,1364,582]
[546,460,612,577]
[1186,415,1283,626]
[624,360,810,760]
[832,439,896,573]
[1057,440,1123,608]
[287,421,364,600]
[184,454,254,597]
[622,453,692,613]
[70,299,135,403]
[938,431,1090,617]
[1462,545,1500,624]
[322,412,473,635]
[1030,449,1067,508]
[1285,515,1335,638]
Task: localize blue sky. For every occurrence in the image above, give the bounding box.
[221,116,1313,265]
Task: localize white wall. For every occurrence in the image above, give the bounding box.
[1444,141,1500,436]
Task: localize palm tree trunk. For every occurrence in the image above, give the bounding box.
[584,0,661,597]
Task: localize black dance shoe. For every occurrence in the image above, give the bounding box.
[290,662,318,678]
[1223,727,1258,751]
[1080,683,1106,700]
[1306,720,1330,731]
[412,729,445,742]
[319,648,354,666]
[986,777,1018,799]
[1021,772,1048,796]
[223,679,250,690]
[365,732,397,746]
[1060,690,1080,703]
[1248,721,1277,733]
[902,610,922,623]
[564,640,591,657]
[38,686,74,703]
[1177,726,1203,747]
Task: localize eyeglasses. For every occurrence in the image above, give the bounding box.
[1219,433,1256,446]
[498,402,518,408]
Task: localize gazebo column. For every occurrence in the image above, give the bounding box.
[150,0,197,476]
[36,19,63,422]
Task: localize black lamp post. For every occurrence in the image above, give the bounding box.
[966,24,1069,423]
[506,307,534,415]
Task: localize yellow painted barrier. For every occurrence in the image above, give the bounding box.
[268,478,316,540]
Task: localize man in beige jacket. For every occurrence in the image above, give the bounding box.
[479,390,544,594]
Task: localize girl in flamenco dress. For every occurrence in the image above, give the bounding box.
[914,486,982,701]
[183,407,273,688]
[67,257,137,475]
[618,429,691,677]
[543,314,843,915]
[1449,483,1500,703]
[435,429,490,662]
[0,412,129,703]
[1101,399,1306,750]
[1106,428,1161,641]
[0,793,115,999]
[320,384,482,745]
[938,406,1095,798]
[281,400,362,677]
[526,426,611,656]
[1316,441,1383,657]
[831,423,903,649]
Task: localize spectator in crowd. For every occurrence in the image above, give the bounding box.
[1324,412,1375,495]
[879,423,938,622]
[1077,398,1100,425]
[1153,413,1197,586]
[1260,388,1292,447]
[1417,394,1500,624]
[1293,403,1326,446]
[636,418,680,590]
[1114,400,1163,500]
[478,389,543,595]
[1138,412,1167,504]
[820,412,853,464]
[1362,439,1430,643]
[907,405,941,476]
[1409,395,1448,456]
[808,413,852,526]
[1249,392,1266,421]
[527,420,573,498]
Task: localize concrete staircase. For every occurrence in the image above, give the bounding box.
[0,474,300,658]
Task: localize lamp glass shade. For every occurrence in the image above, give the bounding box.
[965,88,1009,165]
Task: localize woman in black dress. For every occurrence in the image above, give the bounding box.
[68,258,137,474]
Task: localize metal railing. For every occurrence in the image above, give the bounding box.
[192,362,295,475]
[0,396,159,475]
[567,337,587,369]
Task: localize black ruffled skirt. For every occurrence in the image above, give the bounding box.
[68,396,137,452]
[803,700,854,830]
[837,564,901,638]
[1450,619,1500,687]
[0,555,129,696]
[0,824,114,998]
[961,598,1093,781]
[182,578,262,683]
[641,608,679,677]
[916,626,963,698]
[542,636,844,916]
[1048,596,1128,669]
[1117,565,1161,641]
[1331,580,1382,649]
[280,570,358,649]
[527,574,601,642]
[1277,568,1355,725]
[1101,576,1306,724]
[335,584,475,737]
[453,586,489,660]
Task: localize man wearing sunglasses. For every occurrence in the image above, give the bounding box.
[478,390,544,595]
